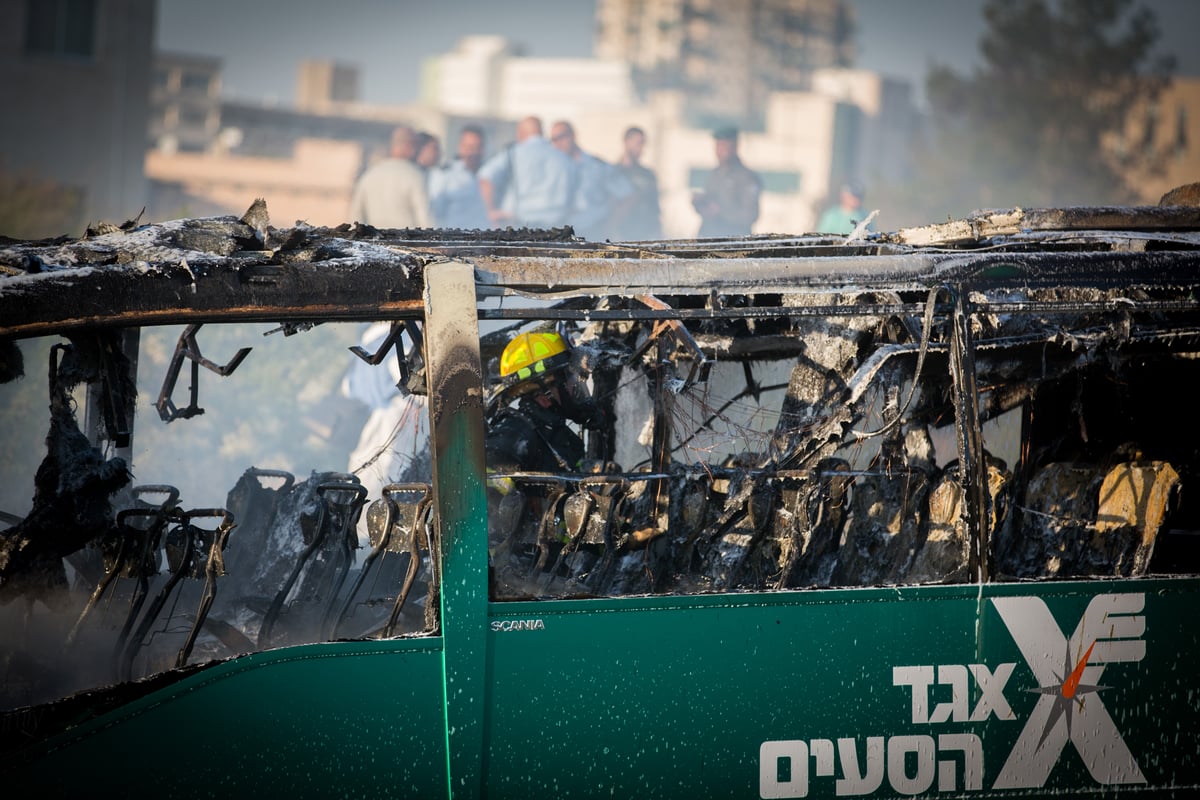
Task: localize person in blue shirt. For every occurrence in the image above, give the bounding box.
[428,125,489,230]
[478,116,574,229]
[549,120,636,242]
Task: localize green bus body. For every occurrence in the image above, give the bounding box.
[8,583,1196,797]
[3,209,1200,798]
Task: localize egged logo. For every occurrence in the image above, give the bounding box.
[757,592,1148,798]
[991,592,1146,788]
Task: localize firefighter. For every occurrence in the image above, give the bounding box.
[485,330,603,591]
[485,330,595,474]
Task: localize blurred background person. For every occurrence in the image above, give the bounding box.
[550,120,634,241]
[429,125,489,230]
[615,126,662,240]
[414,131,442,173]
[816,182,871,234]
[691,127,761,237]
[478,116,574,229]
[348,125,431,228]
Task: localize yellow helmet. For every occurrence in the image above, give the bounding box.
[498,331,570,393]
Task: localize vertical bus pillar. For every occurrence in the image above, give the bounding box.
[83,328,139,459]
[424,261,490,799]
[948,285,991,582]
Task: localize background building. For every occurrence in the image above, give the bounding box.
[595,0,856,126]
[296,59,360,112]
[7,1,1186,242]
[146,137,363,226]
[422,35,636,124]
[150,52,221,154]
[145,58,506,228]
[0,0,156,236]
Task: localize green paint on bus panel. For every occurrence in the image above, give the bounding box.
[425,261,491,800]
[479,580,1200,798]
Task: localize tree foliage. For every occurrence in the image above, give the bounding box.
[879,0,1175,225]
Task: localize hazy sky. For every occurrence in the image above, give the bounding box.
[156,0,1200,108]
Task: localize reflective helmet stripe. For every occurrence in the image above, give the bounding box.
[500,331,569,379]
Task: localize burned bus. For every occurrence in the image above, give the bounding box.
[2,201,1199,797]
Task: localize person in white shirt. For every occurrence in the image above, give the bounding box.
[348,126,432,229]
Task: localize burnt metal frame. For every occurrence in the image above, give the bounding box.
[476,281,1131,592]
[256,477,368,649]
[348,319,426,394]
[66,485,180,649]
[329,482,434,640]
[118,507,236,681]
[155,323,252,422]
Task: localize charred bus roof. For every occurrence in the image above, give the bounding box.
[2,201,1199,338]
